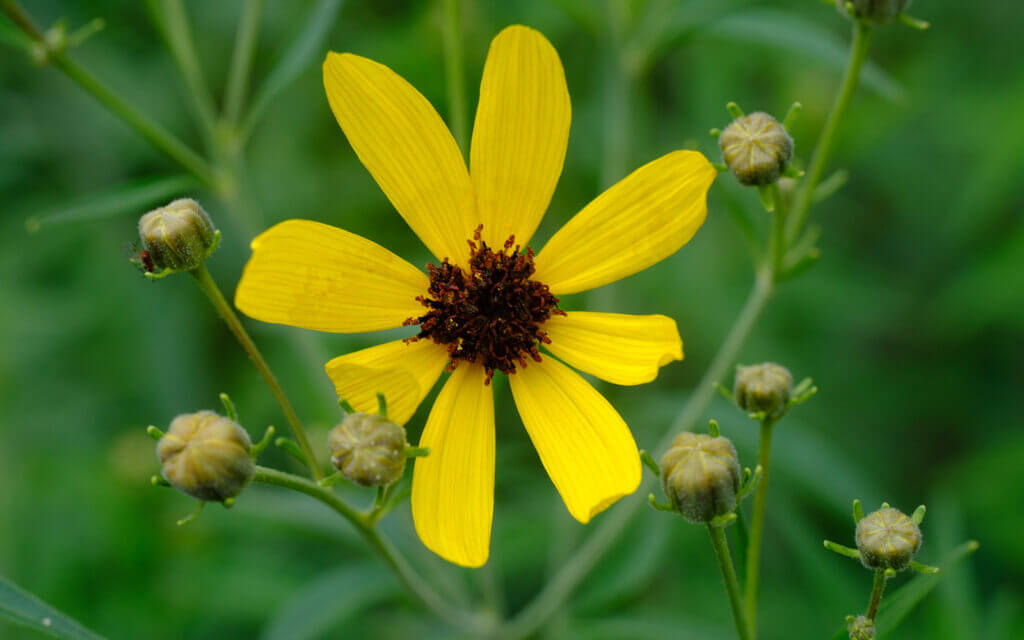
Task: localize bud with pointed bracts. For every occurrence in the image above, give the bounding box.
[328,412,408,487]
[734,362,793,418]
[659,432,742,523]
[156,410,254,502]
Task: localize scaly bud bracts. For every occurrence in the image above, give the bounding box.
[660,432,741,523]
[157,410,254,502]
[719,111,794,186]
[856,507,922,571]
[328,413,407,487]
[734,362,793,418]
[138,198,217,272]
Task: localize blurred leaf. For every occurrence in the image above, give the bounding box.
[705,10,906,102]
[23,174,198,233]
[261,563,398,640]
[243,0,345,139]
[0,576,106,640]
[624,0,752,72]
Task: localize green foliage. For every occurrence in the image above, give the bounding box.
[1,0,1021,638]
[0,577,105,640]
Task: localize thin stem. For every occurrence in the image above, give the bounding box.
[0,0,43,39]
[2,1,220,188]
[500,271,775,639]
[707,524,752,640]
[189,265,322,481]
[149,0,219,151]
[223,0,264,128]
[252,466,487,634]
[769,183,787,275]
[786,21,872,244]
[601,0,631,189]
[743,416,775,632]
[866,569,887,620]
[440,0,467,153]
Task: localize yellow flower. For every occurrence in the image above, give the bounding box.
[235,25,715,567]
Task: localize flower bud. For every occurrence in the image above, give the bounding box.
[328,413,407,487]
[846,615,876,640]
[838,0,911,25]
[138,198,217,272]
[856,507,922,571]
[659,432,741,523]
[734,362,793,418]
[156,410,254,502]
[719,111,794,186]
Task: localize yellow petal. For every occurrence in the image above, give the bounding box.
[235,219,427,333]
[533,150,716,294]
[470,25,570,249]
[543,312,683,385]
[412,365,494,567]
[324,339,449,426]
[323,52,477,267]
[509,356,640,523]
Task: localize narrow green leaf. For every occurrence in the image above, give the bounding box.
[0,576,106,640]
[242,0,344,139]
[24,174,197,233]
[0,13,33,51]
[260,564,398,640]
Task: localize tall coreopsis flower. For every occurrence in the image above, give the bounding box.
[235,25,715,567]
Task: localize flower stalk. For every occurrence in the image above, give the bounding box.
[866,568,887,620]
[441,0,468,153]
[743,415,775,629]
[786,21,872,244]
[189,264,323,481]
[708,523,752,640]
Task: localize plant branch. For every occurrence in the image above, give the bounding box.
[708,523,752,640]
[786,21,872,244]
[252,466,489,634]
[223,0,263,128]
[189,265,322,481]
[743,416,776,632]
[1,1,220,188]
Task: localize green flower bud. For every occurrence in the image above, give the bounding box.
[138,198,217,272]
[328,413,407,487]
[846,615,876,640]
[659,432,741,523]
[838,0,911,25]
[856,507,922,571]
[156,410,254,502]
[719,111,794,186]
[734,362,793,418]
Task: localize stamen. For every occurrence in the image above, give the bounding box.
[406,226,563,383]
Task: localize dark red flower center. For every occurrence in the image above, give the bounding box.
[406,225,563,383]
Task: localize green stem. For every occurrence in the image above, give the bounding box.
[189,265,322,481]
[2,1,220,188]
[223,0,263,128]
[866,569,887,621]
[252,466,487,634]
[0,0,42,39]
[708,524,752,640]
[769,182,787,275]
[499,271,775,639]
[148,0,219,152]
[440,0,467,153]
[743,416,775,632]
[786,21,871,244]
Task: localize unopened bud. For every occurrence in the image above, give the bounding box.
[157,410,254,502]
[839,0,911,25]
[856,507,922,571]
[328,413,407,487]
[660,432,741,523]
[719,111,794,186]
[734,362,793,418]
[138,198,218,272]
[846,615,876,640]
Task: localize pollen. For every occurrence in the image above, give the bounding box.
[406,225,564,382]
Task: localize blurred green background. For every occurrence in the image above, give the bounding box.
[2,0,1022,638]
